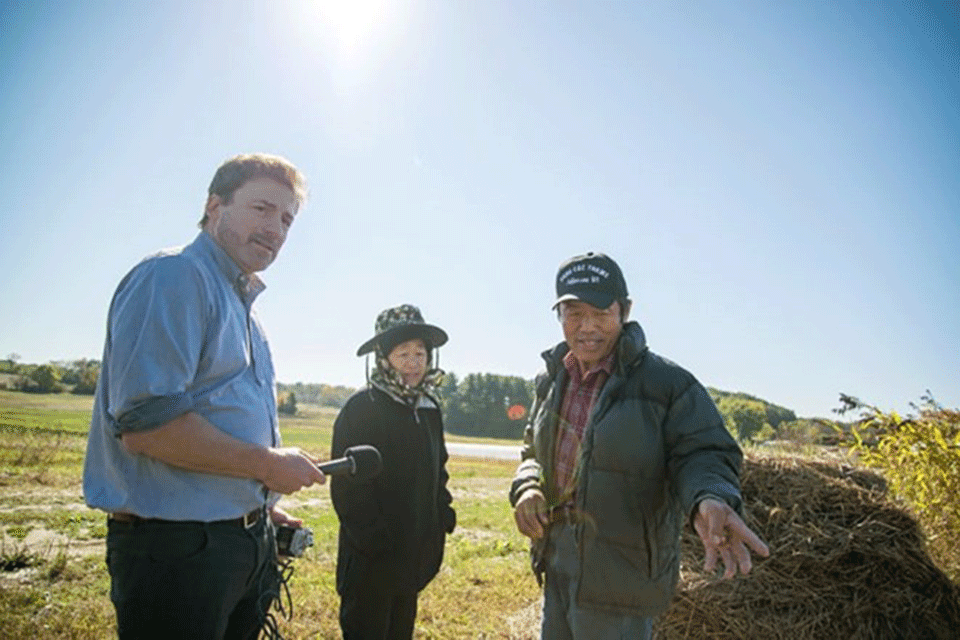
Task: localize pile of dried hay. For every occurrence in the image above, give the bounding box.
[656,453,960,640]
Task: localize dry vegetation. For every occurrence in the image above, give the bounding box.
[658,452,960,639]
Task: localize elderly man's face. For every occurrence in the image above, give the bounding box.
[560,300,627,373]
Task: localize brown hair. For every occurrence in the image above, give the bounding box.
[199,153,308,227]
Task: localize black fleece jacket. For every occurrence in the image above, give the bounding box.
[331,386,456,592]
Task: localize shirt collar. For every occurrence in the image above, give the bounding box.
[191,232,266,302]
[563,348,615,382]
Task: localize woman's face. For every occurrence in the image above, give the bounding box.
[387,338,428,387]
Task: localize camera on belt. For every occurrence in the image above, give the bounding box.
[276,525,314,557]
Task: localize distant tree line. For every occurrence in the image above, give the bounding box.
[276,373,535,439]
[276,382,355,409]
[4,354,849,444]
[708,389,797,444]
[1,355,100,395]
[438,372,534,439]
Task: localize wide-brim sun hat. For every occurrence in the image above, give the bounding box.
[356,304,448,357]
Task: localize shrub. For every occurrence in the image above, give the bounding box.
[28,365,63,394]
[837,393,960,581]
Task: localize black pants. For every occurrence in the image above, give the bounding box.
[338,557,418,640]
[106,513,278,640]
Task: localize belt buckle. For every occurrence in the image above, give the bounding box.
[110,512,139,525]
[241,509,259,529]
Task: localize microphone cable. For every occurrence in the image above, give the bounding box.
[258,557,296,640]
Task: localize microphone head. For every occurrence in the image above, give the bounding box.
[344,445,382,481]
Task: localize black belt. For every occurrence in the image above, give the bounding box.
[109,507,263,529]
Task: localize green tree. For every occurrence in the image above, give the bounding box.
[278,391,298,416]
[72,364,100,395]
[30,364,63,393]
[715,396,767,443]
[2,352,20,373]
[438,372,465,430]
[65,359,101,394]
[444,372,532,438]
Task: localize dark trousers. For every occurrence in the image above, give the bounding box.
[541,523,653,640]
[339,569,418,640]
[106,513,278,640]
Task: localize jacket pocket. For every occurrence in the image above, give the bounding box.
[578,535,677,615]
[336,546,370,596]
[417,529,446,591]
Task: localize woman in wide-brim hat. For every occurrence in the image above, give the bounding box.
[330,304,456,639]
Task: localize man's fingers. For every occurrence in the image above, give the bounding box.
[695,499,726,545]
[514,508,535,537]
[522,506,544,539]
[695,501,770,579]
[730,542,753,576]
[703,544,719,574]
[743,529,770,558]
[514,492,547,540]
[719,545,737,579]
[517,515,541,539]
[729,516,770,558]
[263,448,327,493]
[537,508,550,526]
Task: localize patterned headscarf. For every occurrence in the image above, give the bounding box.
[369,348,445,407]
[361,304,447,407]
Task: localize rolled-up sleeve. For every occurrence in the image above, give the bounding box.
[106,256,207,435]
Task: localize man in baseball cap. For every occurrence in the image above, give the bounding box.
[510,252,769,639]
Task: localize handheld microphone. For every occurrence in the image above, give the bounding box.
[318,445,382,481]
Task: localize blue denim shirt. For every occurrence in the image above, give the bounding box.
[83,232,281,520]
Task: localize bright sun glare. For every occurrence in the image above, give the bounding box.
[316,0,397,62]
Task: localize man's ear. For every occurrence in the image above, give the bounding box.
[203,194,221,230]
[621,300,632,323]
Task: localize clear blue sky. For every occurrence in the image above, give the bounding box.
[1,1,957,419]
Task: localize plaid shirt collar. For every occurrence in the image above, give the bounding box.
[562,348,616,383]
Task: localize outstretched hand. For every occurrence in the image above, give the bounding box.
[693,498,770,579]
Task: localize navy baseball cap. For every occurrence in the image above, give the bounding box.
[553,252,629,310]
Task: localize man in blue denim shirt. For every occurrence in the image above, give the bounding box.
[83,153,326,639]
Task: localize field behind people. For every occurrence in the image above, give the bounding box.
[2,389,958,639]
[0,390,540,639]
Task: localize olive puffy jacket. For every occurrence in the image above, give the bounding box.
[510,321,743,616]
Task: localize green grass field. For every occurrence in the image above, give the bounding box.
[0,389,96,435]
[0,390,540,639]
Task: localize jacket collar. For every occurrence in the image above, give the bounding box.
[541,320,648,380]
[368,383,439,410]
